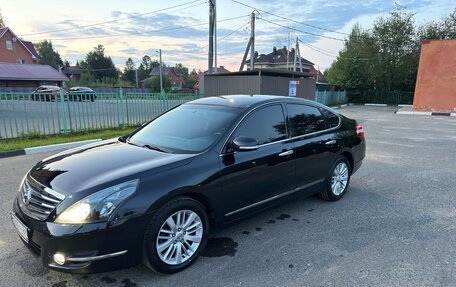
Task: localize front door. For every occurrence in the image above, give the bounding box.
[218,104,296,220]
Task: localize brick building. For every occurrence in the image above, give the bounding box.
[0,27,39,64]
[413,39,456,112]
[148,67,184,90]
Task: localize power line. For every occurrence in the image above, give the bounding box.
[298,39,371,61]
[230,0,349,36]
[260,18,346,42]
[201,21,249,50]
[28,15,249,42]
[21,0,205,37]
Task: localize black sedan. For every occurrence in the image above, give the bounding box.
[69,87,96,102]
[11,95,365,274]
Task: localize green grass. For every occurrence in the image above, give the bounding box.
[0,127,140,152]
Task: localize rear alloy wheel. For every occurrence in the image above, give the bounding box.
[142,197,209,273]
[318,156,351,201]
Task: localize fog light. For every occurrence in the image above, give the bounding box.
[53,253,66,265]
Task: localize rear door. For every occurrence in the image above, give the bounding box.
[218,104,296,219]
[286,104,337,194]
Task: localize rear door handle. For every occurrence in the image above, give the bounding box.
[278,150,294,157]
[325,140,337,145]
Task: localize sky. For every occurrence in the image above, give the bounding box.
[1,0,455,72]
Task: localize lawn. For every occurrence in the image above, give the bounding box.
[0,127,139,151]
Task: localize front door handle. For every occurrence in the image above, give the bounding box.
[278,150,294,157]
[325,140,337,145]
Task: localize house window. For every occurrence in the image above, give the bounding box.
[6,40,13,50]
[17,59,25,64]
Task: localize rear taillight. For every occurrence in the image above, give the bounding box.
[356,123,364,139]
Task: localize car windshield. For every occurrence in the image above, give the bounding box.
[129,104,240,154]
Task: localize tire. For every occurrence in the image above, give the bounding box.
[142,196,209,273]
[318,156,351,201]
[90,95,95,102]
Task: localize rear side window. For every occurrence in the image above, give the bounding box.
[233,105,287,145]
[287,104,326,136]
[320,108,340,128]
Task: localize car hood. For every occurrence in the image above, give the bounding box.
[29,138,195,197]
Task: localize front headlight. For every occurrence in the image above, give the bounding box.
[55,179,139,224]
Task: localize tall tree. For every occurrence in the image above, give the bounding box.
[122,57,136,84]
[418,9,456,40]
[371,5,418,92]
[0,9,5,28]
[326,5,422,101]
[174,63,189,77]
[80,45,118,80]
[137,55,159,81]
[35,40,64,70]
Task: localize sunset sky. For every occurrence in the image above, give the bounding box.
[1,0,455,72]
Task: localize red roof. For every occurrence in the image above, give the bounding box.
[21,41,39,59]
[0,62,68,81]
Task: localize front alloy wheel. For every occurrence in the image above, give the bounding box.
[142,197,209,273]
[156,210,203,265]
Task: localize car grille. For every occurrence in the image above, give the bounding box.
[20,178,65,221]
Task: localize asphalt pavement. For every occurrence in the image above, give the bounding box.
[0,105,455,286]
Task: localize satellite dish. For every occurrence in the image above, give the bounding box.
[12,37,17,42]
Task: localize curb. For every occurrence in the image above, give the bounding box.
[0,139,102,159]
[364,103,388,107]
[330,103,354,109]
[396,108,456,116]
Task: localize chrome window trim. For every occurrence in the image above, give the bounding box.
[224,178,325,217]
[219,101,341,155]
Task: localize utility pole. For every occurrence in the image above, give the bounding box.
[250,11,255,71]
[208,0,216,74]
[159,49,164,95]
[239,11,256,71]
[294,37,303,72]
[135,68,139,88]
[214,0,217,73]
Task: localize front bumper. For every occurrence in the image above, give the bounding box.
[12,196,148,274]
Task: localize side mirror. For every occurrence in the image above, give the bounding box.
[231,136,259,151]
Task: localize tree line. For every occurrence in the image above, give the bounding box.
[326,5,456,102]
[34,42,198,91]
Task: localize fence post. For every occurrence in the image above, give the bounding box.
[119,87,126,128]
[323,90,327,105]
[60,88,68,134]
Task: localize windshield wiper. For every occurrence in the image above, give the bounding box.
[142,144,168,153]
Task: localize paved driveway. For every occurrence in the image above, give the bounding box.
[0,106,455,286]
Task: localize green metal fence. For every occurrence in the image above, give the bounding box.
[0,89,198,139]
[347,90,414,105]
[314,90,348,106]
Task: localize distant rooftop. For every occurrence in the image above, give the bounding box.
[0,62,68,81]
[246,46,314,66]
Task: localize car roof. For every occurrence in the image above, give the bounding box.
[39,85,60,89]
[186,94,326,109]
[71,86,92,90]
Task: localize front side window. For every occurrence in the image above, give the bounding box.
[233,105,287,145]
[6,40,13,50]
[130,104,240,153]
[287,104,326,137]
